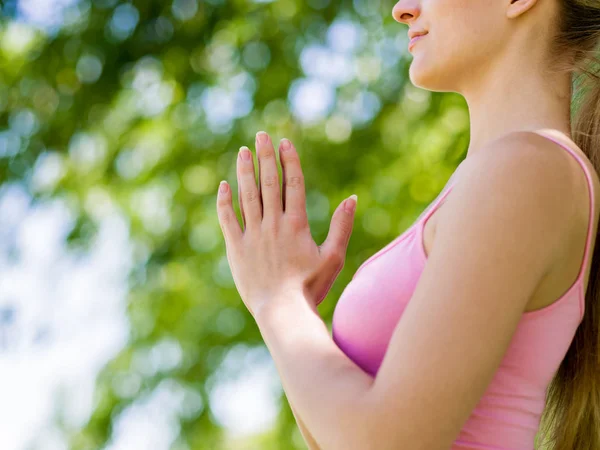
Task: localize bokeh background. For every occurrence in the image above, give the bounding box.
[0,0,469,448]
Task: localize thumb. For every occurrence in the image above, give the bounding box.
[319,194,357,261]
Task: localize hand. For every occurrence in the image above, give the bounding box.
[216,131,358,318]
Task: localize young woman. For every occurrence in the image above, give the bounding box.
[216,0,600,448]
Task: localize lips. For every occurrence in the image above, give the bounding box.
[408,31,428,40]
[408,34,427,51]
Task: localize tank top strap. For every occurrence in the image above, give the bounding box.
[533,130,596,287]
[417,170,461,227]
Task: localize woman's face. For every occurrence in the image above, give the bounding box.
[392,0,517,93]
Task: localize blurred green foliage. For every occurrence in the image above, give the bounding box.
[0,0,469,448]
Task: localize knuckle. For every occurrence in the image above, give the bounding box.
[244,189,259,203]
[262,216,279,234]
[326,249,344,266]
[260,149,275,160]
[263,174,279,188]
[240,164,254,174]
[338,217,353,234]
[287,212,308,229]
[286,176,304,189]
[219,210,232,225]
[335,249,346,266]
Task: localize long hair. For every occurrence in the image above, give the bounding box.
[536,1,600,448]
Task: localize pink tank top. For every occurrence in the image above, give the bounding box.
[331,130,595,449]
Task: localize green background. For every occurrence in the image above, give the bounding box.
[0,0,468,448]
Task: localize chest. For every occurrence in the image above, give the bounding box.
[332,223,426,375]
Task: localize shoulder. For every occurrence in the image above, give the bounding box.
[459,131,579,226]
[468,130,595,194]
[462,131,579,192]
[442,131,579,273]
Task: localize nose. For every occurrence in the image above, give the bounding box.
[392,1,420,24]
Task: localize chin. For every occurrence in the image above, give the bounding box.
[409,59,456,93]
[408,60,437,90]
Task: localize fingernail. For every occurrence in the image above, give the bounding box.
[256,131,268,145]
[239,146,251,161]
[219,180,228,193]
[345,194,357,213]
[280,139,291,151]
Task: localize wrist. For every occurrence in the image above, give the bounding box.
[255,291,320,327]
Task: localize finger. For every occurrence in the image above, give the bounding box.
[280,148,287,212]
[216,180,243,243]
[278,138,308,226]
[237,160,246,231]
[319,195,357,263]
[255,131,282,223]
[237,146,262,228]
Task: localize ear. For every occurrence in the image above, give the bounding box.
[506,0,538,19]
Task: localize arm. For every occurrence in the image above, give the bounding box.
[255,297,375,450]
[256,134,574,449]
[359,137,574,448]
[289,401,322,450]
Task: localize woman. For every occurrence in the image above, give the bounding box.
[216,1,600,448]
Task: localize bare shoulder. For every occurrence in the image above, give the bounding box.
[516,130,600,289]
[453,130,599,281]
[487,130,600,198]
[447,132,586,270]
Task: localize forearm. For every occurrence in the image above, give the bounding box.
[290,401,321,450]
[255,293,375,450]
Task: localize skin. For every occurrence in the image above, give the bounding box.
[216,0,599,448]
[395,0,573,154]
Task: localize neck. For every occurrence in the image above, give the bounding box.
[463,58,573,158]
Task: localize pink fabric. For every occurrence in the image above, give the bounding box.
[331,131,595,449]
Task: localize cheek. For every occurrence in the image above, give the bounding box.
[415,7,501,68]
[407,30,489,91]
[429,0,499,47]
